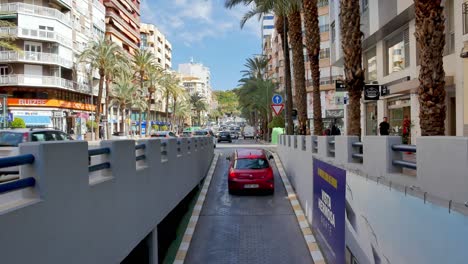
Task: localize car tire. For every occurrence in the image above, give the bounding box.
[266,189,275,195]
[229,141,232,143]
[228,188,235,195]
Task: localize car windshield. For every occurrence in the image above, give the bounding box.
[194,131,208,136]
[220,132,230,136]
[235,158,269,170]
[0,132,23,146]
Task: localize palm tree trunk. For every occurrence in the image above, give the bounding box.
[105,77,111,139]
[275,16,294,135]
[120,104,125,134]
[415,0,446,136]
[146,91,153,135]
[96,70,104,138]
[288,10,308,135]
[303,0,324,135]
[165,93,169,124]
[138,110,143,136]
[340,0,365,136]
[172,97,177,130]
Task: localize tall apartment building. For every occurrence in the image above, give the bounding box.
[140,23,172,70]
[0,0,105,134]
[264,0,344,129]
[261,13,274,49]
[330,0,464,137]
[103,0,140,54]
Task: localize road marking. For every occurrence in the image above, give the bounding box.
[272,152,328,264]
[174,153,219,263]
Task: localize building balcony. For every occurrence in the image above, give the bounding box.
[0,51,73,69]
[93,0,105,14]
[0,27,72,48]
[0,2,71,27]
[51,0,72,11]
[0,74,76,91]
[105,27,139,51]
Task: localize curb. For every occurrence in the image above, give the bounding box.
[272,152,327,264]
[173,153,219,264]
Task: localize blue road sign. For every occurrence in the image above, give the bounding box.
[272,94,283,104]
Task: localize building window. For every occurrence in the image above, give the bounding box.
[319,48,330,59]
[364,48,377,82]
[331,22,336,43]
[444,0,455,55]
[319,15,329,33]
[318,0,328,8]
[385,28,409,75]
[0,65,8,76]
[362,0,368,12]
[263,25,275,30]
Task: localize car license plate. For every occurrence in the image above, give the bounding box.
[244,184,259,189]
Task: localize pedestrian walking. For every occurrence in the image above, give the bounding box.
[379,117,390,135]
[99,126,104,139]
[402,116,410,144]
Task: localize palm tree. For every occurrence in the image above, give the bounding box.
[340,0,365,136]
[79,38,121,138]
[414,0,446,136]
[225,0,307,134]
[170,83,186,130]
[303,0,323,135]
[131,93,148,136]
[174,99,191,129]
[241,56,269,79]
[104,55,128,139]
[111,67,137,135]
[132,49,155,136]
[0,20,20,51]
[160,72,179,124]
[190,93,208,126]
[144,64,164,135]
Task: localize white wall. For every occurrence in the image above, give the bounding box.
[0,138,214,264]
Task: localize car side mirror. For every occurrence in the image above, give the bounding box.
[268,155,274,160]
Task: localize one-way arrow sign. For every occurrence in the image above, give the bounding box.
[271,104,284,116]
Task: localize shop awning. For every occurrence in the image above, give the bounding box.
[15,116,52,127]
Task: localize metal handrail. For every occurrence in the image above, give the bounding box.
[352,141,363,147]
[88,148,110,156]
[329,140,335,145]
[135,144,146,150]
[329,149,335,154]
[136,155,146,161]
[352,153,363,160]
[392,144,416,153]
[89,162,110,172]
[0,154,34,169]
[161,142,167,147]
[313,139,318,143]
[0,177,35,194]
[393,160,417,170]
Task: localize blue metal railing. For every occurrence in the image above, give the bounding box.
[0,154,34,168]
[88,148,110,156]
[136,155,146,161]
[88,148,111,172]
[161,142,167,147]
[352,141,364,163]
[352,141,363,147]
[329,140,335,145]
[392,144,416,153]
[89,162,110,172]
[392,144,417,170]
[352,153,363,160]
[0,177,36,194]
[135,144,146,150]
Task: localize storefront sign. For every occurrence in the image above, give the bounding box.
[326,109,344,118]
[11,110,52,116]
[335,80,346,92]
[380,85,389,96]
[313,158,346,264]
[8,98,96,111]
[53,111,64,118]
[364,85,380,100]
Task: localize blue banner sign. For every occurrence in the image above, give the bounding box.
[312,158,346,264]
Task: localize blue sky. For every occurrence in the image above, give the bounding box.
[140,0,262,90]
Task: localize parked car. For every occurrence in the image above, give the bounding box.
[193,130,216,148]
[0,128,73,147]
[217,131,232,143]
[150,131,177,138]
[243,126,255,139]
[229,131,239,140]
[227,149,274,194]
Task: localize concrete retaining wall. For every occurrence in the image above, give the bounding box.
[0,138,214,264]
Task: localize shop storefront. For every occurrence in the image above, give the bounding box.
[387,96,411,136]
[365,102,378,135]
[7,98,95,136]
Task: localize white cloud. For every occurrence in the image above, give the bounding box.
[141,0,260,45]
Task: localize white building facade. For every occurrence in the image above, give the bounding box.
[330,0,466,138]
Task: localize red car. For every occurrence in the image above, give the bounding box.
[227,149,274,194]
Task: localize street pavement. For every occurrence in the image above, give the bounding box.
[184,138,313,264]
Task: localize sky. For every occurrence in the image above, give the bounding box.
[140,0,262,91]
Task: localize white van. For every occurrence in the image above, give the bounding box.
[243,126,255,139]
